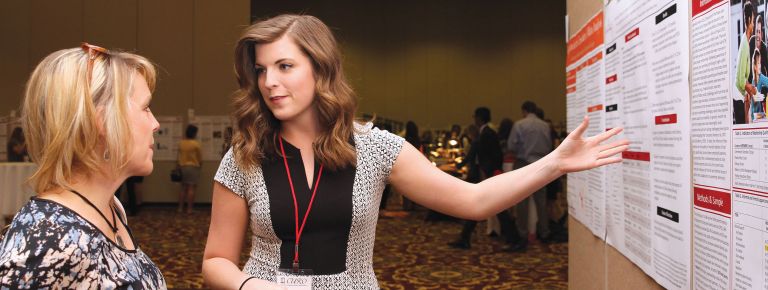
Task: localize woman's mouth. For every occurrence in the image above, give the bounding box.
[269,95,288,102]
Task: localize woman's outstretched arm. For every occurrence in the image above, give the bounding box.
[388,115,628,220]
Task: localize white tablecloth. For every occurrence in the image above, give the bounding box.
[0,163,37,227]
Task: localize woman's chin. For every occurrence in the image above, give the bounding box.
[128,164,153,177]
[141,164,154,176]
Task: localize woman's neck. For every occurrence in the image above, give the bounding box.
[280,110,321,149]
[64,169,125,210]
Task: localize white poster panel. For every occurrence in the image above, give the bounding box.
[605,0,657,275]
[690,0,733,289]
[604,1,692,289]
[604,38,628,248]
[646,1,691,288]
[728,0,768,289]
[566,11,605,236]
[189,116,234,161]
[154,116,184,161]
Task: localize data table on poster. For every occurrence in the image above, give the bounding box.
[733,127,768,290]
[732,192,768,290]
[622,151,653,268]
[733,129,768,192]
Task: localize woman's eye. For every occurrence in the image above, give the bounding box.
[279,63,293,70]
[254,67,265,74]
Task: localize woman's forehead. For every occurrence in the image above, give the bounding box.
[254,36,303,65]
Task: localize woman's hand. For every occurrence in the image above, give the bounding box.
[553,115,629,174]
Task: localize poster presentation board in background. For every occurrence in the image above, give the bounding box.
[1,117,22,163]
[189,116,233,161]
[566,11,607,238]
[154,116,184,161]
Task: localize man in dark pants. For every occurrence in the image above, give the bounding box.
[506,101,559,252]
[448,107,521,249]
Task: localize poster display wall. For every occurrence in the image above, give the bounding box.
[154,116,184,161]
[568,1,693,289]
[690,1,732,289]
[188,116,234,161]
[566,11,607,238]
[691,0,768,289]
[570,0,768,288]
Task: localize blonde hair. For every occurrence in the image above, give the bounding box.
[22,46,156,193]
[232,14,358,171]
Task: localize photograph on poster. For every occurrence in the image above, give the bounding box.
[733,0,768,124]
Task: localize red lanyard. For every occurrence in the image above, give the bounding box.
[278,136,324,272]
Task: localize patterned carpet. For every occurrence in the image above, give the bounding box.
[127,207,567,289]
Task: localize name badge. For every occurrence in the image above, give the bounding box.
[276,271,313,290]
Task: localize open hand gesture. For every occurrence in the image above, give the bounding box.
[554,115,629,174]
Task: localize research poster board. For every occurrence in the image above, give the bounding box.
[690,1,733,289]
[690,0,768,289]
[566,11,607,238]
[154,116,184,161]
[723,0,768,289]
[608,1,692,289]
[729,0,768,286]
[188,115,233,161]
[567,1,692,289]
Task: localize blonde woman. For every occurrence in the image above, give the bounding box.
[202,14,628,289]
[0,44,166,289]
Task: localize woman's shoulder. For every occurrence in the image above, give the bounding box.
[6,199,95,238]
[353,122,405,161]
[1,199,100,260]
[353,122,401,142]
[0,199,104,287]
[180,139,200,146]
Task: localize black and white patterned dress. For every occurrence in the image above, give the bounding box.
[0,198,167,289]
[215,123,404,289]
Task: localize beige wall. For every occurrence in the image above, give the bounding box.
[0,0,248,203]
[250,0,567,129]
[1,1,566,202]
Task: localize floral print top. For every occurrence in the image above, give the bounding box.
[0,198,166,289]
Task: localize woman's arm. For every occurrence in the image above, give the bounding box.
[202,182,283,290]
[389,116,628,221]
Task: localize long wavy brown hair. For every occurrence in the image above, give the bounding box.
[232,14,357,171]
